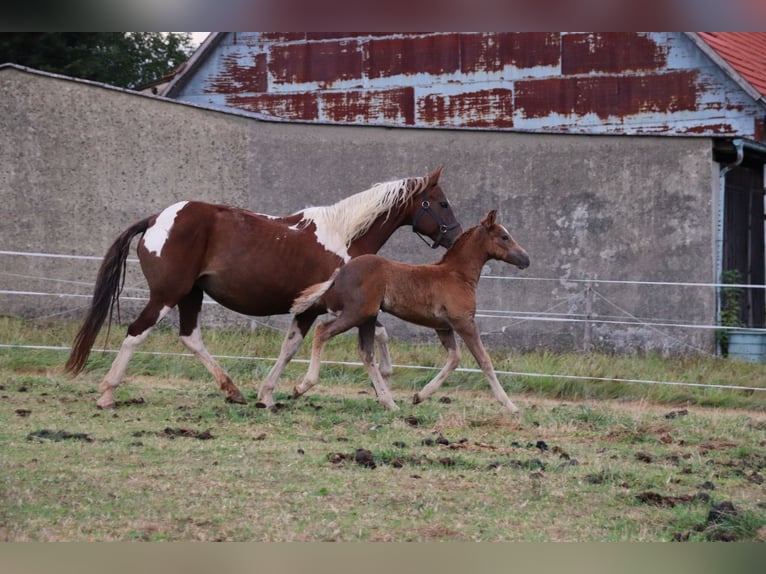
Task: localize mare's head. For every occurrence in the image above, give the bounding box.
[410,166,463,249]
[479,210,530,269]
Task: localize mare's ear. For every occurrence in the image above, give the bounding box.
[481,210,497,228]
[427,165,443,186]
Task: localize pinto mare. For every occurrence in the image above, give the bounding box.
[290,210,529,412]
[65,167,462,409]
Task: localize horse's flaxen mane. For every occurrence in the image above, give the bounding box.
[298,175,429,246]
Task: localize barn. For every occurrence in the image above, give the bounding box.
[2,32,765,357]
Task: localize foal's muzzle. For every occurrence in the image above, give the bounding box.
[513,251,530,270]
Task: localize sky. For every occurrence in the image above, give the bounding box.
[189,32,210,47]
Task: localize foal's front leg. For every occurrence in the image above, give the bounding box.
[454,319,519,413]
[413,328,461,404]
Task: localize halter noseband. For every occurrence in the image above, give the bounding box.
[412,187,461,249]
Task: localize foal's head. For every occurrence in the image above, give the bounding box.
[410,166,463,249]
[479,210,530,269]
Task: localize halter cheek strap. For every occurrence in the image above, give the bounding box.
[412,189,461,249]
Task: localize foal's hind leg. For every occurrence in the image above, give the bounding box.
[293,315,397,410]
[359,319,398,410]
[454,319,519,413]
[292,320,331,399]
[178,287,245,405]
[258,311,319,408]
[96,300,171,409]
[413,329,461,405]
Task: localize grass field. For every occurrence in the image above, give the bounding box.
[1,317,765,541]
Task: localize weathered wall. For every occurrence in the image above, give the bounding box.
[169,32,765,140]
[1,66,718,354]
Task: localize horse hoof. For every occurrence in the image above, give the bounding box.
[96,398,115,409]
[225,395,247,405]
[412,393,422,405]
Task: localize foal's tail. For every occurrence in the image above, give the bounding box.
[65,217,152,375]
[290,268,340,315]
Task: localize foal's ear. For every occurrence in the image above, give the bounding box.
[481,210,497,228]
[428,165,443,186]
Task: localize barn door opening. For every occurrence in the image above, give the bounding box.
[722,165,765,328]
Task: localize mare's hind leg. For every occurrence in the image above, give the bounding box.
[374,322,393,383]
[359,318,398,410]
[454,318,519,413]
[96,300,171,409]
[258,311,319,408]
[413,329,461,405]
[178,287,245,405]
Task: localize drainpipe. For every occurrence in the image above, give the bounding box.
[716,139,744,354]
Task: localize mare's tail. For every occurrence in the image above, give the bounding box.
[290,268,340,315]
[65,217,152,374]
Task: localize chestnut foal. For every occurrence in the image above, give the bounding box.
[290,210,529,412]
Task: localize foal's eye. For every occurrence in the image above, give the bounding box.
[502,235,509,241]
[439,201,449,208]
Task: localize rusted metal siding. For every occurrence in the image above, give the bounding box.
[170,32,766,140]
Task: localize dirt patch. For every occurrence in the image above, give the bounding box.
[635,491,708,507]
[27,429,95,443]
[131,428,215,440]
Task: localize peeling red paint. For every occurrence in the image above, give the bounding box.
[682,123,737,134]
[562,33,668,74]
[460,33,560,73]
[367,35,460,79]
[754,117,765,142]
[175,32,764,139]
[270,40,362,86]
[322,88,415,125]
[516,71,699,120]
[207,53,267,94]
[226,93,319,120]
[418,89,513,128]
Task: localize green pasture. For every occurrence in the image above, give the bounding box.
[1,317,764,541]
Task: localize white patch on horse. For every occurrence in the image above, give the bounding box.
[312,221,351,262]
[143,201,188,256]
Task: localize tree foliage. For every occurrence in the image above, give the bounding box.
[0,32,194,89]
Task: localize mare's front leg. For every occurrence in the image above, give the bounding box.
[360,318,398,410]
[257,311,319,409]
[413,328,461,405]
[454,319,519,413]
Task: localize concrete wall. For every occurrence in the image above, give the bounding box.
[0,66,719,354]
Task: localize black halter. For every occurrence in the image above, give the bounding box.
[412,187,461,249]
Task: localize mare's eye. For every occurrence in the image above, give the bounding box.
[440,201,449,208]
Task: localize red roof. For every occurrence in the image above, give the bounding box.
[697,32,766,99]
